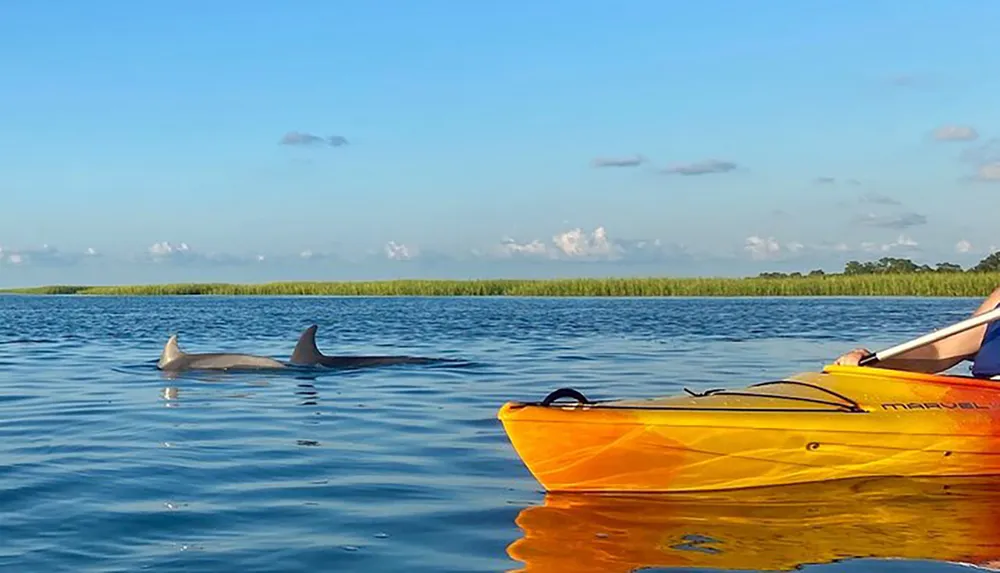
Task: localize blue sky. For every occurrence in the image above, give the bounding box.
[2,0,1000,286]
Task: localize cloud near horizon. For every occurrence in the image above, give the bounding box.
[384,241,417,261]
[488,226,690,264]
[5,226,997,279]
[744,236,802,261]
[860,234,919,254]
[744,234,921,263]
[0,244,99,266]
[142,242,267,266]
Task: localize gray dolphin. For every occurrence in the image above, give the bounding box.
[157,334,287,372]
[289,324,446,368]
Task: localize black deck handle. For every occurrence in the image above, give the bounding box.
[540,387,592,406]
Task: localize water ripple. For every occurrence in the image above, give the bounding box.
[0,295,987,571]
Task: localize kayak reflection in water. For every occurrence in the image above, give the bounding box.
[506,476,1000,573]
[836,286,1000,377]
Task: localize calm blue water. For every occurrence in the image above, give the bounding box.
[1,295,998,572]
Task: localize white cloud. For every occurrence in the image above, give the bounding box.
[384,241,416,261]
[148,241,190,257]
[552,226,621,258]
[743,236,815,260]
[289,247,343,263]
[136,241,267,267]
[0,244,91,266]
[741,234,923,264]
[744,236,782,260]
[860,235,919,253]
[3,230,983,276]
[496,237,549,258]
[487,226,686,263]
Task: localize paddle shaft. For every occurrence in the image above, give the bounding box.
[858,305,1000,366]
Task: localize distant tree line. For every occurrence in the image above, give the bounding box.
[758,253,1000,278]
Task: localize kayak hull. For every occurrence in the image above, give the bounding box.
[497,365,1000,493]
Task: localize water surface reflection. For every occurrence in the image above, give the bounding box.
[508,476,1000,572]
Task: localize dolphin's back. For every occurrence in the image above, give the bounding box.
[177,353,286,370]
[289,324,451,368]
[157,334,286,371]
[312,355,442,367]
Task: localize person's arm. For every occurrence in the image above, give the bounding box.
[834,285,1000,374]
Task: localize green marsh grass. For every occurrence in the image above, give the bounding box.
[5,273,1000,297]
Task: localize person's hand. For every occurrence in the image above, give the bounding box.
[834,348,873,366]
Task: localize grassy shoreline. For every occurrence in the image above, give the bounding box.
[4,273,1000,297]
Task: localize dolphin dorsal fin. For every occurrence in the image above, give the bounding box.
[158,334,184,368]
[290,325,324,365]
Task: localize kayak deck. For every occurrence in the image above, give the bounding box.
[497,365,1000,493]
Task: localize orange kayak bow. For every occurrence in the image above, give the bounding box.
[497,364,1000,493]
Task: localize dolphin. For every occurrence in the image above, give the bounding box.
[289,324,447,368]
[157,334,288,372]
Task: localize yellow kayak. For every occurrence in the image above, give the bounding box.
[497,364,1000,493]
[506,475,1000,572]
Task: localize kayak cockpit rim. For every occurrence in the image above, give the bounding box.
[507,364,1000,414]
[509,378,864,413]
[823,364,1000,389]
